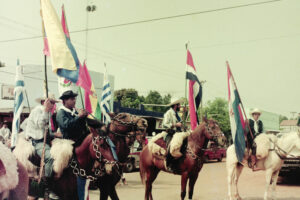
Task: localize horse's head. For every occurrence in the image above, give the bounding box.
[202,117,224,146]
[109,113,148,146]
[133,116,148,146]
[255,133,273,159]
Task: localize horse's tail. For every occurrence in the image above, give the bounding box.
[139,149,147,185]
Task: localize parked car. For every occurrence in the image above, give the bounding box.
[277,131,300,177]
[203,142,226,162]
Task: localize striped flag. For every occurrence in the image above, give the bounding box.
[100,67,112,124]
[41,0,79,83]
[186,49,202,130]
[11,60,26,147]
[227,61,246,162]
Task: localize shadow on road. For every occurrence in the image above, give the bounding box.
[278,174,300,186]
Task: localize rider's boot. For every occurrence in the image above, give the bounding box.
[251,155,261,171]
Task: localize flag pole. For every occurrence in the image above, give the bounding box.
[226,61,254,140]
[183,42,190,130]
[38,55,49,184]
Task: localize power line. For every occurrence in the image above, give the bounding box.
[0,0,282,43]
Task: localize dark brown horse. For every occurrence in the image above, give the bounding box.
[139,118,223,200]
[20,113,145,200]
[96,113,148,200]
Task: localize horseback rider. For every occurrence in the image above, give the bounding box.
[163,97,184,171]
[56,90,89,147]
[246,108,264,171]
[25,93,59,179]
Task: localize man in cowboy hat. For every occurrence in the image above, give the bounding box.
[163,97,184,172]
[25,93,59,179]
[0,120,11,143]
[56,90,89,147]
[247,108,264,171]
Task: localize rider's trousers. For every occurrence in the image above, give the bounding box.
[33,141,54,178]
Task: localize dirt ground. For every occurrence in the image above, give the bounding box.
[89,160,300,200]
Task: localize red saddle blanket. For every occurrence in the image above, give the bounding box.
[0,159,6,176]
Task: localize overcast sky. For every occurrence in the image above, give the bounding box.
[0,0,299,117]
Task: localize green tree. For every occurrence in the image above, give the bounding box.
[144,90,171,112]
[114,88,143,109]
[279,115,288,123]
[202,98,231,140]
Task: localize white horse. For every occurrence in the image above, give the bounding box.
[226,131,300,200]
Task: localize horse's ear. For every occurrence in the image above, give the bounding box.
[202,116,208,123]
[108,112,116,118]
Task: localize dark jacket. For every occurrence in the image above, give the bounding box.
[56,109,89,146]
[247,119,263,146]
[297,117,300,126]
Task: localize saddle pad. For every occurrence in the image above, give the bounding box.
[0,143,18,192]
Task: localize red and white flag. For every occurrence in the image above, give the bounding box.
[186,49,202,130]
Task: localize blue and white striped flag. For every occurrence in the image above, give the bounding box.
[11,60,26,147]
[100,67,111,124]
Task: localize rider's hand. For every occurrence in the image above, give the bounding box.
[44,98,54,112]
[175,122,182,128]
[78,109,89,118]
[54,132,63,138]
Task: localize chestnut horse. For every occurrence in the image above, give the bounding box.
[139,118,224,200]
[96,113,148,200]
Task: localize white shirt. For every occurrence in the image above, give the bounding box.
[25,105,49,140]
[162,108,178,130]
[0,127,10,140]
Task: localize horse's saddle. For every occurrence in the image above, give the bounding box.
[0,159,6,176]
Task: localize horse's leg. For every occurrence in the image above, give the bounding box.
[109,186,119,200]
[270,170,280,200]
[99,187,109,200]
[188,172,199,200]
[234,164,244,200]
[180,172,188,200]
[264,169,273,200]
[99,183,109,200]
[227,163,236,200]
[145,168,160,200]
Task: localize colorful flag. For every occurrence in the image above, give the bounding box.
[100,67,112,124]
[41,0,79,83]
[79,61,100,119]
[186,49,202,130]
[11,60,26,147]
[227,61,246,162]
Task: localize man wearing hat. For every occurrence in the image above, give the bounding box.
[56,90,89,147]
[247,108,264,171]
[25,93,59,179]
[0,120,11,143]
[162,97,184,172]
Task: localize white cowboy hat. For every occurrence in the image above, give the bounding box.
[250,108,261,115]
[167,97,185,107]
[35,93,60,103]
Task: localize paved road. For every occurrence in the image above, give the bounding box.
[89,160,300,200]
